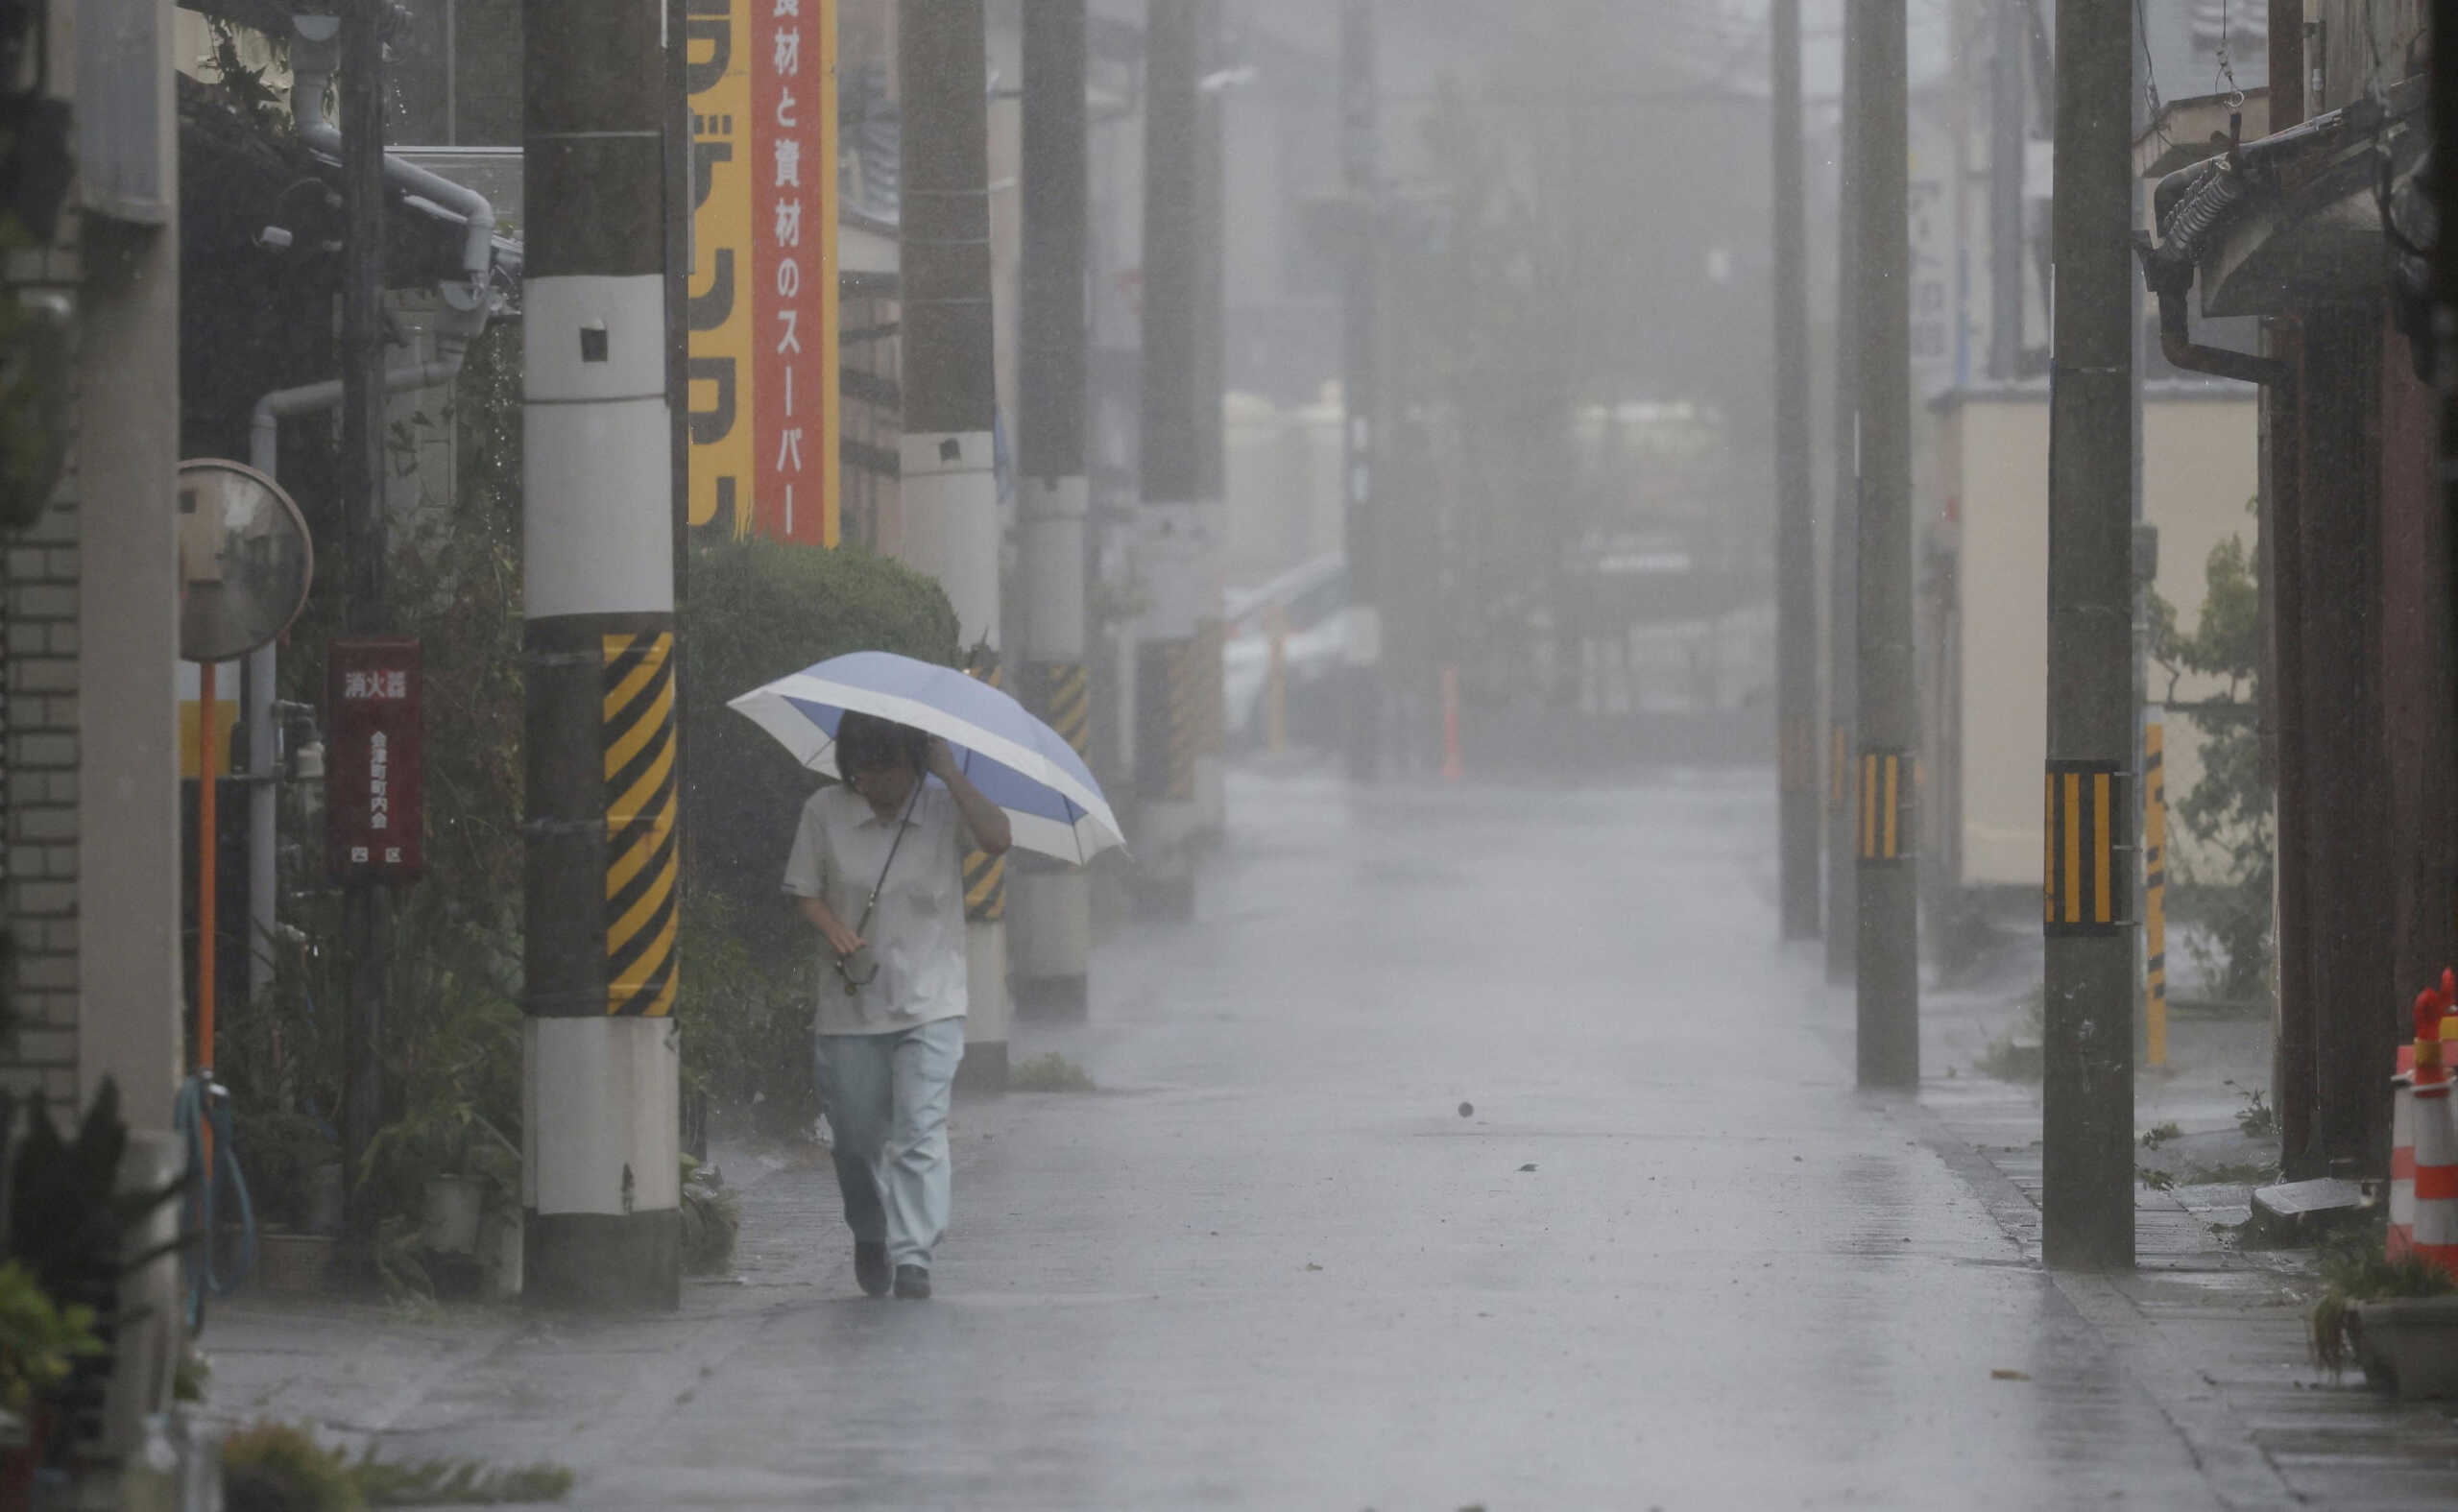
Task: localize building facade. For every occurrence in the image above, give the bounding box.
[3,0,186,1134]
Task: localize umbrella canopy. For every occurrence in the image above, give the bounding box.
[728,651,1124,864]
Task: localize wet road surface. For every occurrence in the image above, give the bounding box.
[606,771,2239,1509]
[213,768,2449,1508]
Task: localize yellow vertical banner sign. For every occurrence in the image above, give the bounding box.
[686,0,838,543]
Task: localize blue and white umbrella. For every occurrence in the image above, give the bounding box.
[728,651,1124,864]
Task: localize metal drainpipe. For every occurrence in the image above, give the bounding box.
[243,33,497,1001]
[2146,281,2289,388]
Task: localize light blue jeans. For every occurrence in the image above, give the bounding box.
[814,1017,966,1272]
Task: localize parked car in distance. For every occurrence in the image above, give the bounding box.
[1222,553,1349,749]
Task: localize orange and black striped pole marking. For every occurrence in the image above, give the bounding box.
[2042,759,2130,935]
[1855,747,1913,863]
[602,632,679,1016]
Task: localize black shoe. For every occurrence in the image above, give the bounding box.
[855,1241,891,1298]
[893,1264,931,1300]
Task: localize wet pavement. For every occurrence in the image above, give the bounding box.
[206,767,2458,1509]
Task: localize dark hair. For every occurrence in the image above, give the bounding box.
[834,710,927,778]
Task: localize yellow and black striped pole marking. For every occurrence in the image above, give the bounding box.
[2043,759,2131,936]
[1197,616,1227,757]
[963,660,1007,922]
[964,847,1006,921]
[2144,724,2167,1066]
[602,632,679,1017]
[1134,636,1201,804]
[1829,724,1852,815]
[1032,660,1092,758]
[1855,746,1914,863]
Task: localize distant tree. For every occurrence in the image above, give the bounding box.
[2149,512,2272,1003]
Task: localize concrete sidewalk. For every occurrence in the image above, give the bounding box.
[1905,923,2458,1509]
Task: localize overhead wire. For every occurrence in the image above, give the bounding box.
[2137,0,2173,154]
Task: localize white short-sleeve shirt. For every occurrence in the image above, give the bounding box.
[782,782,970,1037]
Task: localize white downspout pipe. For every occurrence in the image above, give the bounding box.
[244,29,498,1002]
[292,42,497,295]
[243,304,490,1004]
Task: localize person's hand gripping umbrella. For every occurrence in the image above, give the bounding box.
[729,650,1125,865]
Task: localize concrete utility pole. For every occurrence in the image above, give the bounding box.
[2435,0,2458,1021]
[1339,0,1383,785]
[898,0,1011,1087]
[1853,0,1918,1088]
[1014,0,1094,1019]
[2040,0,2136,1269]
[1824,0,1862,981]
[1771,0,1818,940]
[336,0,391,1284]
[2264,2,2314,1164]
[1193,1,1228,838]
[1135,0,1209,916]
[1988,0,2026,378]
[520,0,684,1308]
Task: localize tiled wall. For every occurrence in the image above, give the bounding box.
[2,449,83,1108]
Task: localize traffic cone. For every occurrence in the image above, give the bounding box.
[2412,977,2458,1281]
[2393,1046,2418,1262]
[2392,990,2432,1261]
[2389,974,2454,1264]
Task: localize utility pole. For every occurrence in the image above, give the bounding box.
[1014,0,1094,1019]
[2265,0,2314,1164]
[1339,0,1383,784]
[1988,0,2026,378]
[336,0,390,1285]
[899,0,1011,1087]
[1771,0,1817,940]
[520,0,683,1308]
[1135,0,1207,916]
[2436,0,2458,1037]
[1853,0,1918,1087]
[1824,0,1862,982]
[2040,0,2136,1269]
[1193,2,1228,837]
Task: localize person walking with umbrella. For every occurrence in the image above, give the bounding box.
[783,709,1011,1300]
[736,651,1123,1295]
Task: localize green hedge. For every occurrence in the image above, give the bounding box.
[678,537,957,1116]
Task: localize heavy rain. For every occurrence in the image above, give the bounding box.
[4,0,2457,1507]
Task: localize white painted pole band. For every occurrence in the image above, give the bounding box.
[901,429,1001,650]
[1136,499,1209,641]
[1021,474,1089,661]
[524,276,676,619]
[523,1016,683,1216]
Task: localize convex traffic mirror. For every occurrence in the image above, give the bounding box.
[177,458,313,663]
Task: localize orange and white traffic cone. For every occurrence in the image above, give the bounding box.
[2413,975,2458,1281]
[2393,1039,2419,1263]
[2390,972,2453,1264]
